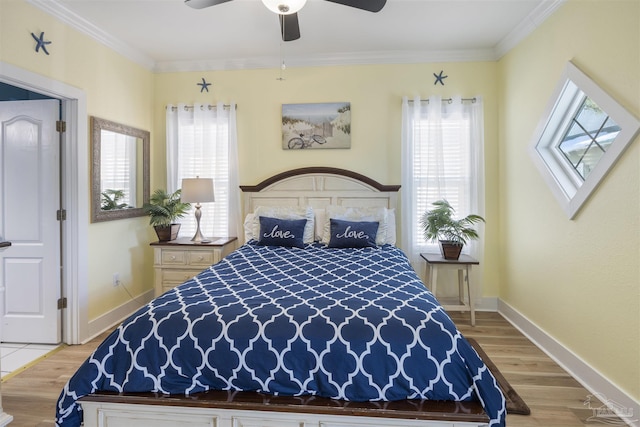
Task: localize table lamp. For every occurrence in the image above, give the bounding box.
[180,177,215,243]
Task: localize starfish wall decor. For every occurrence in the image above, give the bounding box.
[434,70,448,86]
[197,78,212,93]
[31,31,51,55]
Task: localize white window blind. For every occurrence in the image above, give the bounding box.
[100,131,137,207]
[414,116,472,250]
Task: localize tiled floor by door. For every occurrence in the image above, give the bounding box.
[0,343,60,379]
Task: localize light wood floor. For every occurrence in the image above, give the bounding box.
[447,311,620,426]
[0,311,621,426]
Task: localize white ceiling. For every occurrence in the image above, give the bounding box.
[29,0,564,72]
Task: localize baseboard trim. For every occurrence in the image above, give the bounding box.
[475,296,499,312]
[83,289,154,344]
[498,299,638,427]
[0,412,13,426]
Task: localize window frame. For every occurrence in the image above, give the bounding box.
[529,61,640,219]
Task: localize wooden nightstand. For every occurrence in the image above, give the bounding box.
[151,237,238,297]
[420,253,479,326]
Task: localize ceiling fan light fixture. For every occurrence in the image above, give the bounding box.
[261,0,306,15]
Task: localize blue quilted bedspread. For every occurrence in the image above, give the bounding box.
[56,242,506,426]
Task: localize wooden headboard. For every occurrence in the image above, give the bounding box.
[240,167,400,217]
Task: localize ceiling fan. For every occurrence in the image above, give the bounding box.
[184,0,387,42]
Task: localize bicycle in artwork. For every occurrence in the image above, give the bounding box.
[287,133,327,149]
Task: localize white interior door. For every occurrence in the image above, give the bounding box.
[0,99,61,344]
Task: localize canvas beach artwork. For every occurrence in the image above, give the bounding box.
[282,102,351,149]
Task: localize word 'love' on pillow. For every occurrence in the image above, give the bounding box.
[258,216,307,248]
[328,219,379,248]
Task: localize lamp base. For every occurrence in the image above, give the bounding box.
[190,204,209,243]
[190,232,209,243]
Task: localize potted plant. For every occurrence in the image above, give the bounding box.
[420,199,485,260]
[143,189,191,241]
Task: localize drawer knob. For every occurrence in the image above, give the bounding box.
[198,255,204,261]
[170,255,176,260]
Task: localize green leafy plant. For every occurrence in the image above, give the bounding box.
[420,199,485,246]
[143,189,191,228]
[101,189,129,210]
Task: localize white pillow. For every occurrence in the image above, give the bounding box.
[253,206,315,244]
[386,208,396,245]
[314,208,326,242]
[244,213,256,241]
[321,206,388,246]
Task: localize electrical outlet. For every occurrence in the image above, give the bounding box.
[113,273,120,287]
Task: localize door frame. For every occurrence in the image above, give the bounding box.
[0,61,88,345]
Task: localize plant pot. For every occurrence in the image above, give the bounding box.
[439,240,463,260]
[154,224,181,242]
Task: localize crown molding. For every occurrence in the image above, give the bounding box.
[28,0,564,73]
[494,0,566,59]
[27,0,155,70]
[152,48,498,73]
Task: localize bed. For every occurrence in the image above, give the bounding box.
[57,167,506,427]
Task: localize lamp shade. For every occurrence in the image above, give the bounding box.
[181,177,215,203]
[261,0,306,15]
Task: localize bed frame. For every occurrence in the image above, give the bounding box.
[79,167,490,427]
[239,166,400,216]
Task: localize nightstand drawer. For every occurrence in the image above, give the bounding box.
[188,251,217,266]
[161,250,188,265]
[162,269,199,283]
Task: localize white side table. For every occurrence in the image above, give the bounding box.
[420,253,479,326]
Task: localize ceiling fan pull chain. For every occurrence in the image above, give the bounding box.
[278,36,286,81]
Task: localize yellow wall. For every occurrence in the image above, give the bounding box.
[153,63,501,296]
[498,0,639,400]
[0,0,156,320]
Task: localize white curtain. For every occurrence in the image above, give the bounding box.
[166,102,241,239]
[401,95,485,269]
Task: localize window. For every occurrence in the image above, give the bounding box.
[530,62,640,219]
[166,103,240,239]
[413,116,473,248]
[557,98,620,180]
[401,96,484,265]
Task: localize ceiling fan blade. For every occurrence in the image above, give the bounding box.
[279,13,301,42]
[184,0,233,10]
[324,0,386,12]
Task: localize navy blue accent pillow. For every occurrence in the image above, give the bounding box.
[258,216,307,248]
[328,219,379,248]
